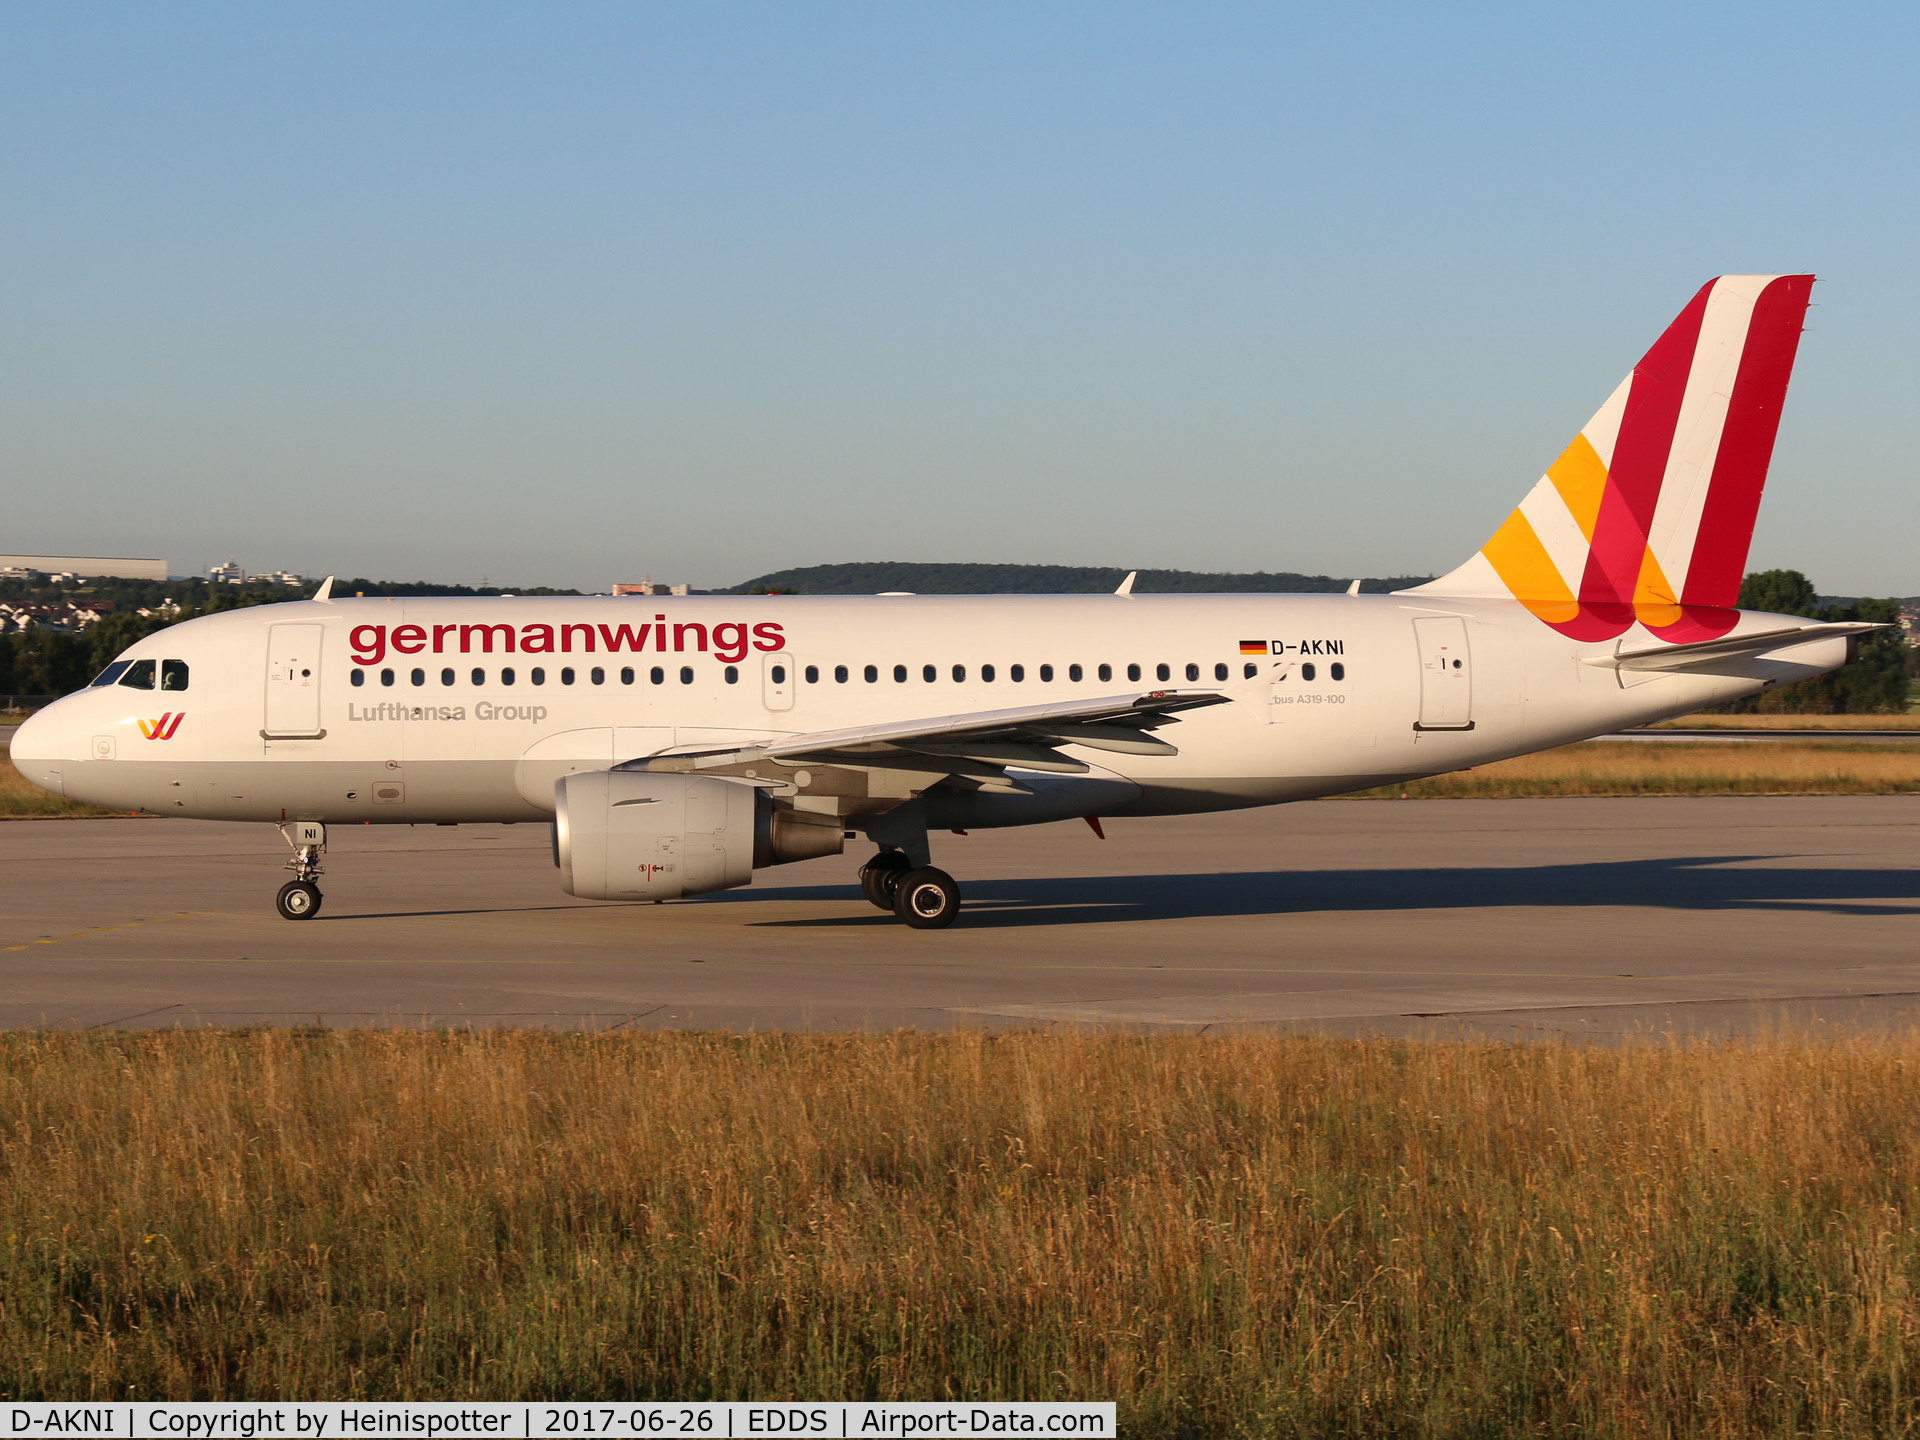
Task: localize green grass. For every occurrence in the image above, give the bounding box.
[7,1029,1920,1435]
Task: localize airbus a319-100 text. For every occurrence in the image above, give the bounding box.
[12,275,1873,927]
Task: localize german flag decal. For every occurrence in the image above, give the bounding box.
[1239,640,1268,655]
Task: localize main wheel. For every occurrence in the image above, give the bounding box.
[276,880,323,921]
[860,851,911,910]
[893,867,961,929]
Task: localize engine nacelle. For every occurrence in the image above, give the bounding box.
[555,771,844,902]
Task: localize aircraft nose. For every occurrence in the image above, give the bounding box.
[8,701,71,796]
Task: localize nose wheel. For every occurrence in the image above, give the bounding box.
[276,820,327,921]
[276,880,323,921]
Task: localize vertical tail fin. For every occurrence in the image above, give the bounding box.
[1403,274,1815,641]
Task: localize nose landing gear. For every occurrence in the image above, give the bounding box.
[276,820,326,921]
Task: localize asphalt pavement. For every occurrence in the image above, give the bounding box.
[5,796,1920,1041]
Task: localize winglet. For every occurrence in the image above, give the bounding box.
[312,576,335,601]
[1346,579,1361,596]
[1115,571,1136,596]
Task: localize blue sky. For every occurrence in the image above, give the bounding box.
[3,3,1915,592]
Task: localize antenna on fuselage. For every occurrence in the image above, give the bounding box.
[1346,579,1361,596]
[1114,571,1137,596]
[313,576,335,601]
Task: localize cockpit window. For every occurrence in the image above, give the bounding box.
[90,661,132,687]
[116,660,156,690]
[160,659,189,691]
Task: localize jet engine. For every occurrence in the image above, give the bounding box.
[554,771,844,902]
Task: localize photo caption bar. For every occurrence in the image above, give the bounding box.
[4,1401,1115,1438]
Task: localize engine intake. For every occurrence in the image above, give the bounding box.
[555,771,843,902]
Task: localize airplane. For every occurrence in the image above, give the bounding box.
[10,274,1876,929]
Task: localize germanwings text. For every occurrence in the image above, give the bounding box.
[349,619,786,667]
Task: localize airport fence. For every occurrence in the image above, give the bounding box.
[0,694,57,713]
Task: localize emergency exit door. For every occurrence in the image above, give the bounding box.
[763,652,795,711]
[264,623,326,738]
[1413,616,1473,730]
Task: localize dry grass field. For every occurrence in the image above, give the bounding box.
[1349,739,1920,798]
[1653,713,1920,730]
[6,1030,1920,1434]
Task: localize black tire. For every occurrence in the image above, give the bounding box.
[276,880,322,921]
[893,867,960,929]
[860,851,911,910]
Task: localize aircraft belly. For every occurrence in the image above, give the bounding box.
[53,758,540,824]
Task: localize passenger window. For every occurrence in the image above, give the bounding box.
[679,666,694,685]
[1156,663,1171,682]
[1098,663,1112,683]
[834,665,849,683]
[650,667,665,685]
[411,668,426,687]
[560,668,575,685]
[1185,663,1200,682]
[772,664,787,684]
[160,659,189,691]
[952,664,966,682]
[893,664,907,683]
[471,668,487,685]
[1127,663,1141,682]
[725,666,739,684]
[804,665,819,684]
[90,661,132,687]
[1302,662,1316,681]
[1039,664,1054,682]
[441,668,456,686]
[1214,663,1228,681]
[591,667,605,685]
[864,665,878,683]
[381,668,396,687]
[1331,662,1345,681]
[620,667,635,685]
[532,668,547,685]
[116,660,156,690]
[501,668,516,686]
[1069,664,1083,682]
[1244,662,1258,679]
[981,664,996,682]
[350,670,365,688]
[922,664,936,683]
[1010,664,1025,682]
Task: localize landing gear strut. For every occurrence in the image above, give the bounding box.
[857,806,961,928]
[276,820,326,921]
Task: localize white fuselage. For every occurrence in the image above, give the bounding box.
[10,592,1843,828]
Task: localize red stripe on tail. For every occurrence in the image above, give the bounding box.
[1577,279,1716,608]
[1678,274,1815,608]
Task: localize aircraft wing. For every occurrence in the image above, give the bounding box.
[615,690,1231,795]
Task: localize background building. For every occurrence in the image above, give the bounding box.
[0,554,168,581]
[613,580,689,596]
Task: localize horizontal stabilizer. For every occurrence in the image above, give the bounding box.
[1582,622,1883,674]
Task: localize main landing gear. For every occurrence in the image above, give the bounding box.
[859,849,962,929]
[276,820,326,921]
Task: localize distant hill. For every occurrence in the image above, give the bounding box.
[726,562,1434,596]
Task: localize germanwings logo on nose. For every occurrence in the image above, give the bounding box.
[138,713,184,740]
